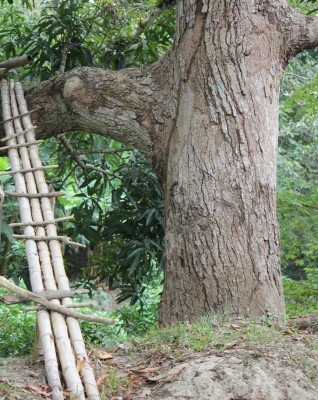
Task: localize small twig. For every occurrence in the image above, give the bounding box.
[0,165,59,176]
[74,148,130,155]
[25,301,93,311]
[13,234,86,248]
[1,108,39,124]
[0,139,44,151]
[9,215,74,227]
[4,191,65,198]
[58,134,116,179]
[0,126,37,142]
[0,277,114,324]
[1,288,90,304]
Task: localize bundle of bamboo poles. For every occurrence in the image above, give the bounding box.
[0,78,102,399]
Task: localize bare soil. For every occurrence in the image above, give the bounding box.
[1,330,318,399]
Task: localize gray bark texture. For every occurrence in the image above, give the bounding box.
[12,0,318,324]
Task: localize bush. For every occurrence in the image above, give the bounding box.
[284,268,318,317]
[0,296,36,357]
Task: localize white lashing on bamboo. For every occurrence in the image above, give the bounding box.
[0,79,101,400]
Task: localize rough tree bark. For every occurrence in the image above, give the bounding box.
[11,0,318,324]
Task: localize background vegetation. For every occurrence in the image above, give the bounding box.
[0,0,318,356]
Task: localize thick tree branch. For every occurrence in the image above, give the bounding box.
[281,5,318,60]
[24,66,161,153]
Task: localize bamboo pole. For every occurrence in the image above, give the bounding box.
[15,81,101,400]
[9,81,86,399]
[0,78,64,400]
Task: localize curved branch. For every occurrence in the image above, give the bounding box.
[281,5,318,60]
[25,66,161,153]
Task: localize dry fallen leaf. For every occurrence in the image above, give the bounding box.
[230,323,241,330]
[139,388,152,397]
[97,372,109,390]
[123,391,133,400]
[76,356,87,372]
[131,367,160,378]
[24,384,51,397]
[98,350,114,360]
[117,342,133,350]
[147,363,187,383]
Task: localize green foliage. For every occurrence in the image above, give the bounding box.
[97,152,164,303]
[113,280,161,335]
[0,0,175,79]
[0,290,35,357]
[284,268,318,317]
[278,50,318,281]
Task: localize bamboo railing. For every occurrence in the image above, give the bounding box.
[0,75,103,399]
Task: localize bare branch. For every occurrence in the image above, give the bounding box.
[0,277,115,325]
[133,0,176,39]
[58,133,117,179]
[74,148,131,155]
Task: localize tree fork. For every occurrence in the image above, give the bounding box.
[15,0,318,324]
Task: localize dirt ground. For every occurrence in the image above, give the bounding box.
[1,330,318,400]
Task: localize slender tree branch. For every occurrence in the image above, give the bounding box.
[57,134,117,179]
[0,277,115,325]
[59,37,72,74]
[132,0,176,39]
[74,148,131,155]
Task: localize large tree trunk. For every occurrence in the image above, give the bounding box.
[6,0,318,324]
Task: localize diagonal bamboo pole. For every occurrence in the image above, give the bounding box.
[9,80,86,399]
[14,81,101,399]
[0,79,64,400]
